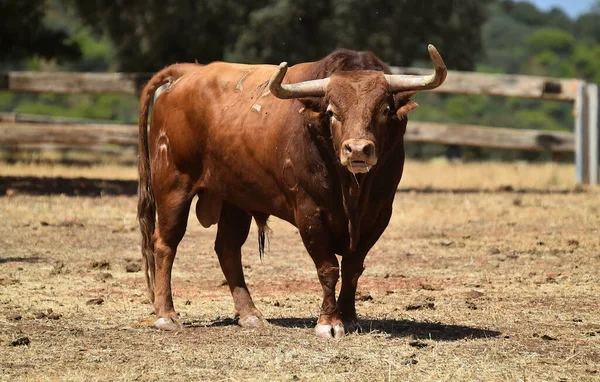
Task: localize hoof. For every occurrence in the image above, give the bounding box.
[154,317,182,331]
[315,323,345,339]
[238,315,266,328]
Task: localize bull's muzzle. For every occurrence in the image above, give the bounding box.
[340,139,377,173]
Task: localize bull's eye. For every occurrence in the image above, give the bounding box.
[383,105,391,117]
[327,105,342,122]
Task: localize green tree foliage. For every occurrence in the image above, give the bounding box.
[527,28,576,56]
[482,0,600,81]
[0,0,80,65]
[70,0,488,71]
[70,0,258,72]
[225,0,333,65]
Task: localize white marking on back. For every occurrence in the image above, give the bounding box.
[236,70,253,92]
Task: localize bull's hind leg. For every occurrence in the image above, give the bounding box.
[214,202,265,327]
[152,190,192,331]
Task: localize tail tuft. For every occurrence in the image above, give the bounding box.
[254,215,272,262]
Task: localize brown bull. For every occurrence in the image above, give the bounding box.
[138,45,446,338]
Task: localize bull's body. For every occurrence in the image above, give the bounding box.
[138,47,446,337]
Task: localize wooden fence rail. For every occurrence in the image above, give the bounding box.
[0,72,151,95]
[0,120,575,153]
[0,68,598,184]
[390,67,579,101]
[1,68,581,101]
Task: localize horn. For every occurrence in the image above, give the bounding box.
[384,44,447,93]
[269,62,330,99]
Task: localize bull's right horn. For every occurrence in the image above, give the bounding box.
[269,62,330,99]
[384,44,447,93]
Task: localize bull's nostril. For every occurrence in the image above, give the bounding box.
[363,144,373,157]
[344,144,353,155]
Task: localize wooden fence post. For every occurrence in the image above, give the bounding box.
[587,84,599,185]
[575,82,587,184]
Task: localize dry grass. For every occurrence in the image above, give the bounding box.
[401,159,575,190]
[0,158,576,190]
[0,162,598,381]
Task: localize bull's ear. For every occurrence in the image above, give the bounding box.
[299,98,320,111]
[299,107,322,121]
[298,98,325,121]
[394,91,418,117]
[396,100,419,117]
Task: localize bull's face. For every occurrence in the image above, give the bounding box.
[269,44,447,174]
[325,72,390,174]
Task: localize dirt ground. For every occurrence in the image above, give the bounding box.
[0,165,599,381]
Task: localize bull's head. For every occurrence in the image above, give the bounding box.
[269,45,447,174]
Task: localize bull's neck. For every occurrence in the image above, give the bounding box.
[305,118,370,254]
[339,170,369,254]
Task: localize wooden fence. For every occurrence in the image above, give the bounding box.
[1,68,598,184]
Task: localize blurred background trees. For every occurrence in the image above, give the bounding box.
[2,0,600,160]
[67,0,488,71]
[0,0,81,67]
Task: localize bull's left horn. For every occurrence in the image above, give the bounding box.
[269,62,330,99]
[384,44,447,93]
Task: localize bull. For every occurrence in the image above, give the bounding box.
[137,45,446,338]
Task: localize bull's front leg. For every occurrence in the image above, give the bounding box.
[338,253,367,332]
[313,257,343,338]
[338,206,393,333]
[296,205,344,339]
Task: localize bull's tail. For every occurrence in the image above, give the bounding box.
[137,64,198,302]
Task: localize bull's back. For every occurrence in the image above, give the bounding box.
[153,62,288,148]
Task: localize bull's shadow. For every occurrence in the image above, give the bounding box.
[268,318,500,340]
[0,176,137,196]
[200,317,500,341]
